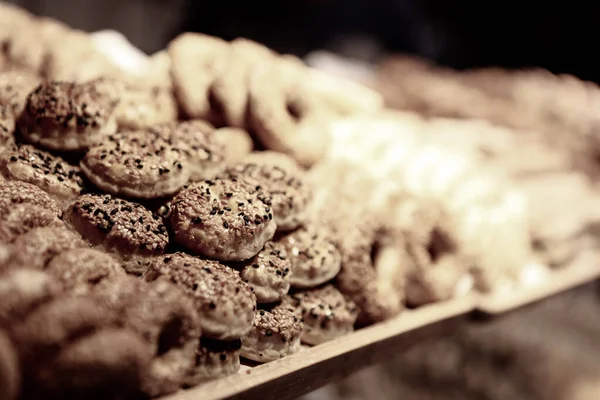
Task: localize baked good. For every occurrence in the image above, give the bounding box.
[184,338,241,385]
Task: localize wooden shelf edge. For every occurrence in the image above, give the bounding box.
[477,252,600,315]
[161,295,477,400]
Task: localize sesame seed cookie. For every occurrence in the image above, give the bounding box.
[20,80,119,152]
[225,151,312,231]
[282,285,358,345]
[81,130,190,199]
[92,276,201,397]
[65,194,169,273]
[210,38,275,128]
[45,248,124,294]
[8,225,87,271]
[0,145,85,205]
[168,33,229,120]
[25,328,151,400]
[0,330,18,400]
[240,304,302,363]
[247,56,331,166]
[115,82,178,130]
[184,338,241,385]
[150,120,226,182]
[143,252,256,340]
[0,269,60,328]
[237,241,291,303]
[0,203,63,243]
[279,227,342,288]
[170,177,276,261]
[0,69,40,117]
[0,180,61,220]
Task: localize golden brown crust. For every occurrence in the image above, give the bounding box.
[238,240,291,303]
[170,177,276,261]
[81,130,190,198]
[65,194,169,261]
[143,252,256,340]
[0,145,85,204]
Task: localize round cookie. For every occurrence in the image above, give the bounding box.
[8,225,87,271]
[240,304,302,363]
[0,69,40,117]
[0,180,61,220]
[25,328,151,400]
[0,106,15,151]
[213,127,254,164]
[169,177,276,261]
[238,241,291,303]
[210,38,275,128]
[115,83,178,130]
[92,276,201,397]
[10,295,118,364]
[282,285,358,345]
[0,203,63,243]
[19,80,119,152]
[247,56,331,166]
[225,151,312,231]
[0,144,85,205]
[65,194,169,273]
[45,248,124,294]
[168,33,229,120]
[279,227,342,288]
[143,252,256,340]
[0,330,19,400]
[150,120,226,181]
[81,130,190,199]
[184,338,241,385]
[0,269,60,328]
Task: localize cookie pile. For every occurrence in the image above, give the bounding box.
[0,3,468,399]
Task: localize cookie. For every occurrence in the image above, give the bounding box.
[0,330,19,400]
[0,145,85,205]
[240,304,302,362]
[143,253,256,340]
[170,177,276,261]
[225,151,312,231]
[184,338,241,385]
[45,248,124,294]
[19,80,119,152]
[25,328,151,400]
[213,127,254,164]
[168,33,229,120]
[0,106,14,151]
[210,38,275,128]
[81,130,190,199]
[92,276,201,397]
[0,203,63,243]
[0,69,40,117]
[237,241,291,303]
[247,56,331,166]
[0,180,61,220]
[65,194,169,273]
[279,227,341,288]
[282,285,358,345]
[115,82,178,130]
[8,225,87,271]
[150,120,226,181]
[0,269,60,327]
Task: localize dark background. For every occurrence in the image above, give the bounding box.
[9,0,600,82]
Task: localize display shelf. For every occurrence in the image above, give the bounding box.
[477,251,600,315]
[162,295,477,400]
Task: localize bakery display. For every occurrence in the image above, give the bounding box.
[0,2,599,399]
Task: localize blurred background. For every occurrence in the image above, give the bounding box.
[9,0,600,82]
[5,1,600,399]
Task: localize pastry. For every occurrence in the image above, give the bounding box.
[184,338,241,385]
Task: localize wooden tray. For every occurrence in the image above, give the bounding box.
[477,251,600,315]
[162,294,477,400]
